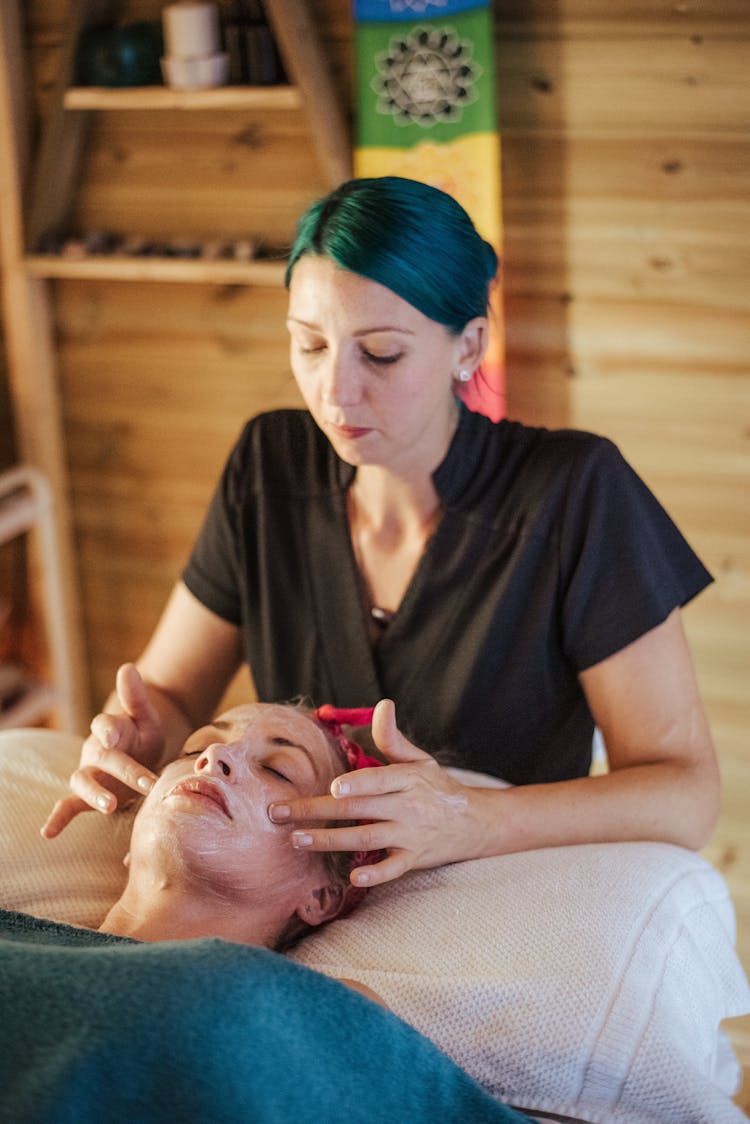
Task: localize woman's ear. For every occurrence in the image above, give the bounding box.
[456,316,488,374]
[295,879,346,927]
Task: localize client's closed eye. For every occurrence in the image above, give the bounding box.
[264,766,291,782]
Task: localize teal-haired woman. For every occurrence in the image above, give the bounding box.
[45,177,720,888]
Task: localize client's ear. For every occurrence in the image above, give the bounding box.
[296,880,346,927]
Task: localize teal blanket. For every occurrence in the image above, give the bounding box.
[0,909,529,1123]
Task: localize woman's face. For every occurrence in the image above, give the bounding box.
[287,255,468,474]
[128,704,343,904]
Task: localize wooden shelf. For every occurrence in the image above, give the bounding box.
[23,254,288,285]
[63,84,302,112]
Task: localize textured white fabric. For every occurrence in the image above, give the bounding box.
[291,846,750,1123]
[1,728,748,1122]
[0,728,133,927]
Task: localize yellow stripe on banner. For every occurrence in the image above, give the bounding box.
[354,133,502,247]
[355,133,505,419]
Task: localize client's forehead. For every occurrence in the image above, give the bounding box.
[217,702,313,733]
[213,703,336,766]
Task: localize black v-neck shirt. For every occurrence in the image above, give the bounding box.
[183,407,711,785]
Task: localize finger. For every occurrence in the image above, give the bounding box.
[116,662,159,734]
[290,822,392,854]
[89,714,134,754]
[371,698,432,765]
[69,756,155,812]
[268,790,400,825]
[330,764,415,799]
[350,850,411,888]
[40,794,93,839]
[84,738,158,796]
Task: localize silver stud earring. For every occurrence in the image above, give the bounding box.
[456,368,472,383]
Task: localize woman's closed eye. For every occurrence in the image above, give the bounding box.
[362,349,402,366]
[264,765,292,782]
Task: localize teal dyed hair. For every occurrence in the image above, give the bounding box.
[285,177,498,334]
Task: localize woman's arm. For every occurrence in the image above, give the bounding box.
[42,582,243,837]
[269,609,720,885]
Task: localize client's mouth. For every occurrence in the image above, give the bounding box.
[168,778,233,819]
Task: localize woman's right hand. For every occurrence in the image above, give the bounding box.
[41,663,163,839]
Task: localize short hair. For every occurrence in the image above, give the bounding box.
[274,710,362,953]
[285,176,498,334]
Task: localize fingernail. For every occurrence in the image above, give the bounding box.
[333,780,349,797]
[270,804,290,821]
[96,794,113,812]
[291,832,313,848]
[137,775,154,793]
[352,870,371,886]
[103,729,119,749]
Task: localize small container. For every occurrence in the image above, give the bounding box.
[160,51,229,89]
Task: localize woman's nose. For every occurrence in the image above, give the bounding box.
[195,744,233,778]
[322,353,361,408]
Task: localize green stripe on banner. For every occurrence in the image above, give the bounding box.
[356,10,496,148]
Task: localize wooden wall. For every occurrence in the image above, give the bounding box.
[4,0,750,1098]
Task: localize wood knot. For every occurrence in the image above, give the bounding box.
[530,75,554,94]
[232,125,265,148]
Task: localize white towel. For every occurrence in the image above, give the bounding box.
[291,843,750,1123]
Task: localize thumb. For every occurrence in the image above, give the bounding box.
[115,663,159,732]
[371,699,432,764]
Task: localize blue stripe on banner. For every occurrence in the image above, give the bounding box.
[353,1,486,22]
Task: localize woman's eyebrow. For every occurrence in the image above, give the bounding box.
[353,326,415,338]
[286,316,414,337]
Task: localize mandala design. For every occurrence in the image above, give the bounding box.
[371,26,482,128]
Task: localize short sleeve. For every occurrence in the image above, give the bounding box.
[559,438,713,671]
[181,423,252,625]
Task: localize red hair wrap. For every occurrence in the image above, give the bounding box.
[312,703,384,914]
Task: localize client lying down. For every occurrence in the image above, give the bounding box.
[94,691,382,964]
[0,676,532,1123]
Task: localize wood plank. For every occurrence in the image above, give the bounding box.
[25,256,288,285]
[64,110,325,243]
[64,85,302,110]
[26,0,120,249]
[495,33,748,134]
[264,0,352,186]
[53,277,289,335]
[494,0,749,25]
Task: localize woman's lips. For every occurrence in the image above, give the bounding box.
[167,778,232,819]
[328,423,373,440]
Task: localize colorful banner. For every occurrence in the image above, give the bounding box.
[353,0,504,420]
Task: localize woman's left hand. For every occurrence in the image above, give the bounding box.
[268,699,487,887]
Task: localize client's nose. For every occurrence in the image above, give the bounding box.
[195,744,232,778]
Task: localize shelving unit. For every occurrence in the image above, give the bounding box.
[26,0,350,284]
[0,0,351,729]
[0,466,76,731]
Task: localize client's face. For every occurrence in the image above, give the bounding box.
[127,704,342,904]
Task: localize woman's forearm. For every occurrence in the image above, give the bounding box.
[470,756,720,860]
